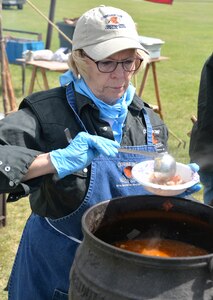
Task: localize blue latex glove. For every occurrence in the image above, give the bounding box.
[50,132,120,179]
[179,163,202,197]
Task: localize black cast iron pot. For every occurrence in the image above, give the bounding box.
[69,195,213,300]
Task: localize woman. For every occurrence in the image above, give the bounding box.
[0,5,198,300]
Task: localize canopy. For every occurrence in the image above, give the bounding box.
[144,0,173,4]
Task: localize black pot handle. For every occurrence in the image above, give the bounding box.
[209,257,213,280]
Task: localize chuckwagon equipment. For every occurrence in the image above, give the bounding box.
[0,9,17,114]
[70,195,213,299]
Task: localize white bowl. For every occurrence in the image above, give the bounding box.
[132,160,200,197]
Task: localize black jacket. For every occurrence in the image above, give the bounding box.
[189,53,213,172]
[0,86,168,218]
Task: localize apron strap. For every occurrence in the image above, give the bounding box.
[45,218,82,244]
[66,83,88,133]
[142,108,154,146]
[66,83,154,147]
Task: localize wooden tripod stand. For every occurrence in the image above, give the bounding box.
[0,8,17,115]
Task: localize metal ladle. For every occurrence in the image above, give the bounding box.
[64,128,176,183]
[118,149,176,182]
[152,152,176,182]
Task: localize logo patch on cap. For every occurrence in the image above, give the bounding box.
[103,14,126,30]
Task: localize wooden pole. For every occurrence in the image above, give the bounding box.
[45,0,56,49]
[5,54,17,111]
[0,6,9,114]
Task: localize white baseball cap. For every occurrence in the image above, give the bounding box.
[72,5,149,60]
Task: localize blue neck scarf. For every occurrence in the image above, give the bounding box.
[60,71,135,143]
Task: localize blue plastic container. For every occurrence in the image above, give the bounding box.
[6,39,44,63]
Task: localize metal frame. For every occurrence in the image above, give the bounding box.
[0,194,6,227]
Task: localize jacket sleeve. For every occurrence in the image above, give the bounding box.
[0,108,43,197]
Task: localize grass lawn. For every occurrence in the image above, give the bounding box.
[0,0,213,298]
[0,199,31,299]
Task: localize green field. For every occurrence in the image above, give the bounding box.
[0,0,213,298]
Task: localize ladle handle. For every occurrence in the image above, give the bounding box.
[64,128,163,159]
[64,128,72,143]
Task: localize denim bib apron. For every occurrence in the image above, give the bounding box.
[8,84,156,300]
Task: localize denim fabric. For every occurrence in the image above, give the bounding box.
[199,172,213,205]
[8,85,158,300]
[8,214,73,300]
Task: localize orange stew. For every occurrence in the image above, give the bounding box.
[115,239,208,257]
[150,174,184,186]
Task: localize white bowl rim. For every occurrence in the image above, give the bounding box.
[132,161,200,192]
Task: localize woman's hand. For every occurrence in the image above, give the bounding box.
[179,163,202,197]
[50,132,120,179]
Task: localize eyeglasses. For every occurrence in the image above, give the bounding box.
[84,54,143,73]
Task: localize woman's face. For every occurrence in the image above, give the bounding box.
[83,49,137,105]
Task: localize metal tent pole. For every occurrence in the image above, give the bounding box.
[45,0,56,49]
